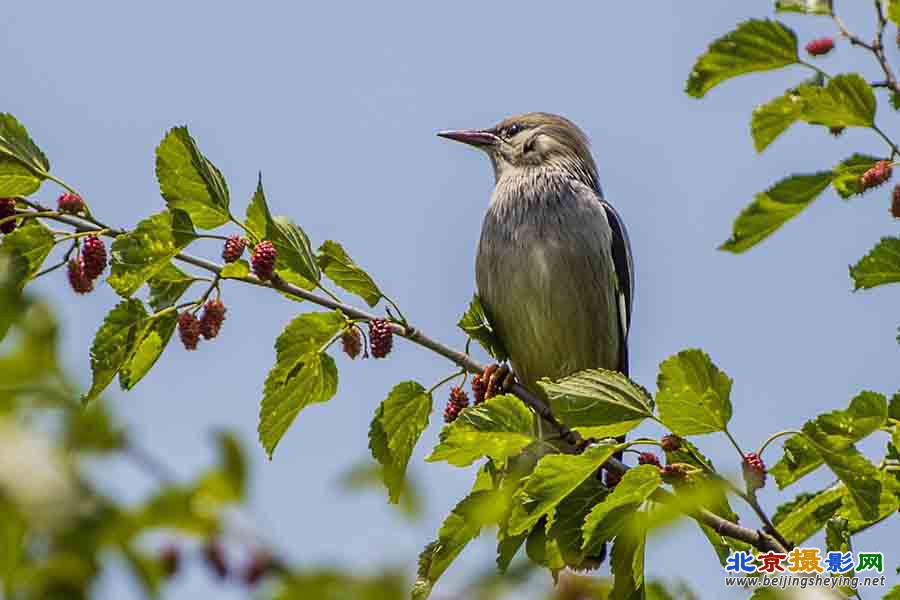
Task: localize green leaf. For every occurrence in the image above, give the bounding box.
[507,442,622,535]
[317,240,382,306]
[581,465,661,557]
[772,391,887,488]
[0,220,55,291]
[686,20,799,98]
[825,516,851,553]
[816,444,883,520]
[108,210,196,297]
[0,114,50,178]
[885,585,900,600]
[118,312,177,390]
[888,0,900,26]
[838,474,900,532]
[270,216,320,284]
[427,394,535,467]
[775,0,833,15]
[850,237,900,290]
[750,75,823,153]
[368,381,432,504]
[545,476,609,566]
[146,262,194,312]
[655,349,733,435]
[0,157,42,196]
[258,311,345,457]
[539,369,654,439]
[719,172,833,253]
[610,511,648,600]
[799,73,877,128]
[196,431,248,503]
[219,259,250,279]
[525,518,565,573]
[245,174,268,241]
[155,127,230,229]
[832,154,882,199]
[84,299,149,403]
[457,295,507,361]
[773,485,846,544]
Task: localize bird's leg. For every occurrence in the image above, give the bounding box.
[483,363,516,399]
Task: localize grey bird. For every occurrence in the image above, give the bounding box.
[438,112,634,410]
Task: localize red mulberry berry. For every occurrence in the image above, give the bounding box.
[251,241,277,281]
[57,192,85,214]
[471,374,486,405]
[341,327,362,359]
[861,160,893,190]
[638,452,660,467]
[892,185,900,219]
[81,235,107,280]
[0,198,16,234]
[159,544,180,578]
[742,452,767,491]
[67,258,93,294]
[660,434,682,453]
[443,386,469,423]
[178,312,201,350]
[661,463,689,485]
[368,318,393,358]
[805,37,834,56]
[604,468,622,488]
[203,540,228,579]
[199,299,227,340]
[242,551,273,587]
[222,235,246,263]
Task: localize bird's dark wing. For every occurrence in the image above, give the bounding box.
[600,200,634,376]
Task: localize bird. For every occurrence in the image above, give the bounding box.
[438,112,634,420]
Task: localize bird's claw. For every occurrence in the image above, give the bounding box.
[482,363,516,400]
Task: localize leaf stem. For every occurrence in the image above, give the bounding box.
[427,369,466,395]
[0,210,58,229]
[756,429,804,458]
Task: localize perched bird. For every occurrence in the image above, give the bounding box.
[438,112,634,408]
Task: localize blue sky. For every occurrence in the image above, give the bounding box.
[4,2,899,598]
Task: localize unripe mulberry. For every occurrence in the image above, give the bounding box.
[159,544,180,579]
[638,452,660,467]
[178,312,201,350]
[251,241,277,281]
[742,452,767,491]
[443,386,469,423]
[341,327,362,359]
[81,235,107,280]
[660,433,682,453]
[661,463,689,485]
[203,540,228,579]
[471,374,486,405]
[57,192,85,214]
[199,299,227,340]
[368,318,393,358]
[222,235,246,263]
[805,37,834,56]
[0,198,16,234]
[67,258,93,294]
[861,160,893,190]
[242,551,273,587]
[892,185,900,218]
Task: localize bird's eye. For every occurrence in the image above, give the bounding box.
[503,123,521,138]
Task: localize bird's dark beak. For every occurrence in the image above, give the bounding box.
[437,128,498,148]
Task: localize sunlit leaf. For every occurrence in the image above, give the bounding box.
[656,349,733,435]
[457,295,507,361]
[850,237,900,290]
[317,240,381,306]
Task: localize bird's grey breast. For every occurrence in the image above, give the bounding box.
[475,170,621,392]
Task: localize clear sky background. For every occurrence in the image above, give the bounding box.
[4,2,899,598]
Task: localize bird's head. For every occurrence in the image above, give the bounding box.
[438,112,598,187]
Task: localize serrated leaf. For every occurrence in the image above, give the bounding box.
[750,75,823,153]
[799,73,877,128]
[259,352,338,457]
[84,299,149,403]
[155,127,230,229]
[245,174,268,241]
[317,240,381,306]
[108,210,196,297]
[850,237,900,290]
[457,295,507,361]
[539,368,654,439]
[0,157,41,196]
[545,476,608,566]
[507,442,622,535]
[427,394,535,467]
[610,510,648,600]
[720,172,832,253]
[147,262,194,311]
[0,220,55,291]
[368,381,432,504]
[817,444,883,520]
[772,391,887,488]
[0,114,49,177]
[581,465,660,557]
[832,154,881,199]
[686,20,798,98]
[773,485,846,544]
[775,0,832,14]
[118,311,177,390]
[837,474,899,532]
[525,518,565,573]
[655,349,733,435]
[270,216,320,284]
[220,259,249,279]
[825,516,851,553]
